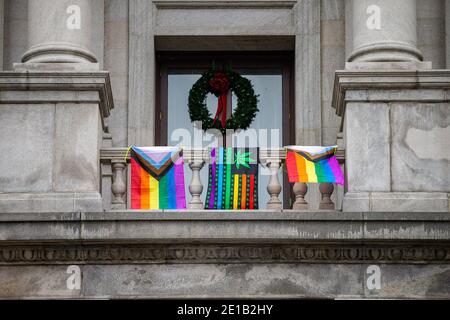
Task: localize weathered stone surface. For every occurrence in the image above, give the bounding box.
[344,103,390,192]
[1,211,448,243]
[391,103,450,192]
[364,264,450,299]
[370,192,449,212]
[53,103,101,192]
[81,264,363,298]
[0,209,80,240]
[0,266,81,298]
[0,104,54,192]
[155,6,295,36]
[0,193,75,213]
[0,263,448,299]
[342,192,370,212]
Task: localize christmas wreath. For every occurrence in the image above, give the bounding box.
[188,68,259,132]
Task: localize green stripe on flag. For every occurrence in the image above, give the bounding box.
[159,173,168,209]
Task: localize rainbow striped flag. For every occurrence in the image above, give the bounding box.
[285,146,344,185]
[130,146,186,209]
[205,147,258,209]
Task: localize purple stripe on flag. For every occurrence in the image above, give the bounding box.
[174,157,186,209]
[209,148,217,209]
[327,156,344,185]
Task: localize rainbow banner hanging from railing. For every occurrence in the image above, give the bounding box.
[205,147,259,210]
[285,146,344,185]
[130,146,186,209]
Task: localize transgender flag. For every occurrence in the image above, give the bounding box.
[130,146,186,209]
[285,146,344,185]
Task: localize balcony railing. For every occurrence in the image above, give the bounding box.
[100,147,345,211]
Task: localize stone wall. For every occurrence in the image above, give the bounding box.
[321,0,345,146]
[1,263,448,299]
[417,0,446,68]
[0,211,448,298]
[104,0,128,147]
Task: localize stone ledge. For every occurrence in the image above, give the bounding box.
[0,192,103,213]
[343,192,449,213]
[331,69,450,116]
[0,71,114,122]
[0,211,449,243]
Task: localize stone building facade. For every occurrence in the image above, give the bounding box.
[0,0,449,298]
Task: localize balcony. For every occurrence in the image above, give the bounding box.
[99,147,346,212]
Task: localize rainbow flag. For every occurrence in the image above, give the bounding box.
[285,146,344,185]
[130,146,186,209]
[205,147,258,209]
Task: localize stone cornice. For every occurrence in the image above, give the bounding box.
[0,242,448,265]
[1,211,449,240]
[0,211,448,264]
[0,71,114,121]
[332,69,450,117]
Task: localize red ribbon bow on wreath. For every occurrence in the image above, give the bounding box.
[209,72,230,128]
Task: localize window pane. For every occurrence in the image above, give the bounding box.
[167,72,283,208]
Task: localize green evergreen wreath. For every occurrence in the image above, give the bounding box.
[188,68,259,132]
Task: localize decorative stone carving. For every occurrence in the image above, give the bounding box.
[0,243,448,265]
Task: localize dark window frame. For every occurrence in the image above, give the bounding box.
[155,51,295,207]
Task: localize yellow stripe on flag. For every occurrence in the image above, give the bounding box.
[149,174,159,209]
[305,159,318,183]
[233,174,239,209]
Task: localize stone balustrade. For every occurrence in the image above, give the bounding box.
[100,147,345,211]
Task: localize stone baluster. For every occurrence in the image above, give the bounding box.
[292,182,308,210]
[266,160,282,210]
[319,183,335,210]
[188,149,205,209]
[111,161,126,210]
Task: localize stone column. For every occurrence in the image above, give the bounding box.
[348,0,422,63]
[21,0,96,64]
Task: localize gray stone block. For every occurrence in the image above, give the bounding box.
[53,103,101,193]
[391,103,450,192]
[0,104,54,192]
[364,264,450,299]
[81,263,364,299]
[74,192,103,212]
[345,103,391,192]
[0,266,81,298]
[0,263,448,298]
[0,192,102,213]
[370,192,449,212]
[342,192,370,212]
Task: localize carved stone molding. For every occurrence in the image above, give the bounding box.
[1,242,448,265]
